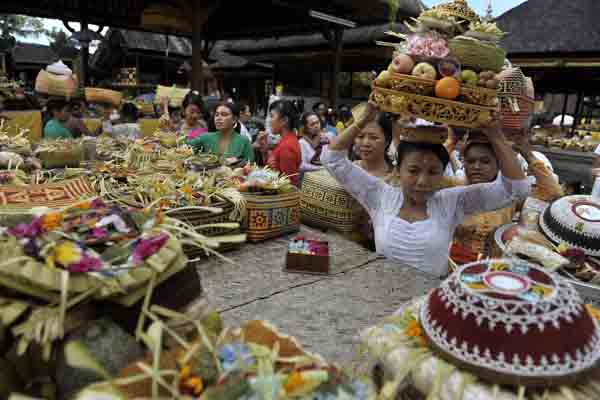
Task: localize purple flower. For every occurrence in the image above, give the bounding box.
[91,198,107,209]
[91,227,108,239]
[8,218,44,239]
[68,253,103,273]
[23,239,40,258]
[132,233,168,265]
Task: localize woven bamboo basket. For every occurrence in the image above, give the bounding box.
[242,190,300,242]
[372,86,496,128]
[84,87,123,106]
[300,169,364,233]
[37,144,84,168]
[35,70,78,98]
[448,37,505,72]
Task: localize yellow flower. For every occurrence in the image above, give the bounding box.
[179,365,191,380]
[558,242,569,254]
[586,304,600,321]
[182,376,204,395]
[405,319,427,346]
[53,242,81,266]
[45,255,56,269]
[284,371,306,394]
[42,212,63,231]
[74,200,93,210]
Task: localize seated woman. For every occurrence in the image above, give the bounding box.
[177,92,209,139]
[299,112,325,182]
[102,102,142,140]
[449,131,563,264]
[187,101,254,166]
[321,101,530,277]
[267,100,302,187]
[44,98,73,139]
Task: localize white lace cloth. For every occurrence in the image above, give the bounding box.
[321,147,530,277]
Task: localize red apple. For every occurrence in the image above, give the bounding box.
[389,54,415,75]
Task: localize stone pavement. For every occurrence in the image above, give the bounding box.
[196,225,441,364]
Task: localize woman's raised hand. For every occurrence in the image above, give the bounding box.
[356,98,379,128]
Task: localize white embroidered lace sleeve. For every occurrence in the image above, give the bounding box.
[321,147,386,214]
[440,174,530,224]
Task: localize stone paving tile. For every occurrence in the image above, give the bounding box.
[196,225,378,311]
[219,259,441,364]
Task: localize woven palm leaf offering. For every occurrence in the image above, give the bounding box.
[100,169,247,258]
[0,120,33,157]
[223,165,300,242]
[35,139,84,169]
[372,0,506,128]
[0,198,196,362]
[73,306,376,400]
[361,258,600,400]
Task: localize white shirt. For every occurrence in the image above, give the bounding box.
[595,144,600,155]
[299,137,321,174]
[321,147,530,277]
[239,122,252,143]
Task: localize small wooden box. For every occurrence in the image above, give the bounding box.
[284,239,330,275]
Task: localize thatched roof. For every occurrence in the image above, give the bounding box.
[91,29,257,73]
[11,43,58,66]
[1,0,422,40]
[497,0,600,55]
[224,22,408,57]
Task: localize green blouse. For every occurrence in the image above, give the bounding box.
[44,119,74,139]
[187,132,254,163]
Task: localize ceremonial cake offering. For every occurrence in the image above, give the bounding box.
[497,66,534,132]
[421,259,600,387]
[371,0,506,128]
[540,195,600,257]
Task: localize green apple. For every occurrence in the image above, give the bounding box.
[412,62,437,80]
[461,69,478,86]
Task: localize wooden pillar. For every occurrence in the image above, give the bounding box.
[191,0,205,93]
[329,29,344,109]
[560,94,569,128]
[80,21,89,88]
[571,92,583,136]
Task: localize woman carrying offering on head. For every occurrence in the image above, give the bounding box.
[267,100,302,187]
[321,100,530,277]
[447,124,563,265]
[187,101,254,166]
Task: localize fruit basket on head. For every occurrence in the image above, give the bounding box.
[371,0,524,131]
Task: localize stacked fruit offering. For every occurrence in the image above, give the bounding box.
[371,0,509,128]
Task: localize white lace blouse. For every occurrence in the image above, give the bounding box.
[321,147,530,277]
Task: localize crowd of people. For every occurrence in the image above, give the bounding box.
[27,87,579,276]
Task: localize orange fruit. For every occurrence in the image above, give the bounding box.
[435,77,461,100]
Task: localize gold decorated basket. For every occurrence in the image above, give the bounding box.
[300,169,365,233]
[372,85,496,128]
[379,72,498,107]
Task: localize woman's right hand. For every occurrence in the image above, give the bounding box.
[356,98,379,128]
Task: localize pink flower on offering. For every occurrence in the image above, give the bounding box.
[8,218,44,239]
[187,127,209,140]
[132,233,169,265]
[68,253,104,273]
[91,198,107,209]
[91,227,108,239]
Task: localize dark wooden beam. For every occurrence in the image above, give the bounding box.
[329,29,344,108]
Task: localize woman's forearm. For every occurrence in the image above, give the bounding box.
[329,122,364,151]
[488,133,526,181]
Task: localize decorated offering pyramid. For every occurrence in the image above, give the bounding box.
[421,259,600,387]
[371,0,534,129]
[540,195,600,257]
